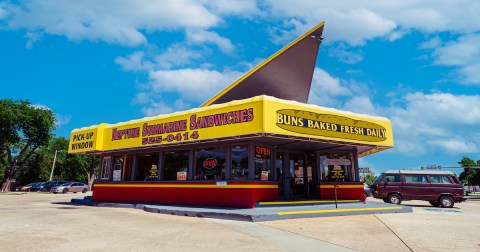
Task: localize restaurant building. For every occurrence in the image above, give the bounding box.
[68,22,394,208]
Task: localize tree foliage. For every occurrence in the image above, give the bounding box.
[458,156,480,186]
[0,99,56,191]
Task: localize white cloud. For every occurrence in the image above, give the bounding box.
[55,114,71,127]
[0,2,8,19]
[385,92,480,156]
[427,139,478,154]
[31,104,70,126]
[115,51,148,71]
[24,32,42,49]
[430,34,480,85]
[141,99,191,117]
[263,1,480,45]
[148,68,243,102]
[343,96,376,115]
[308,68,352,107]
[309,69,480,157]
[186,30,235,54]
[202,0,259,16]
[4,0,221,46]
[328,43,364,64]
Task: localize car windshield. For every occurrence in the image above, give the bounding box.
[371,174,383,185]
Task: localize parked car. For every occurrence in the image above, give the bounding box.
[50,182,89,194]
[32,180,69,192]
[16,182,42,192]
[364,183,372,197]
[370,170,465,208]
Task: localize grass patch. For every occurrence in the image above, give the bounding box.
[0,192,28,195]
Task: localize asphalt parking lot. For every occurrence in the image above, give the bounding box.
[1,192,479,251]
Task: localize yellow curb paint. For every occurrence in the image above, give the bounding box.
[259,200,359,205]
[277,206,403,215]
[94,184,278,189]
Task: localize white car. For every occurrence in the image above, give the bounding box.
[50,182,89,194]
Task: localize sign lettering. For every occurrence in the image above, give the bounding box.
[276,109,387,142]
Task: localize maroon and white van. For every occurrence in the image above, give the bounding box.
[370,170,465,208]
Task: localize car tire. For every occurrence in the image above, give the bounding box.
[429,201,440,207]
[388,194,402,204]
[82,188,87,193]
[439,196,454,208]
[62,188,68,194]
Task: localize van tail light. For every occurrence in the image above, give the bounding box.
[455,193,461,196]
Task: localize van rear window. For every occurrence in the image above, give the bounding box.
[429,175,452,184]
[405,175,427,183]
[382,174,401,182]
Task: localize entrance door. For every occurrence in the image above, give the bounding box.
[290,154,306,198]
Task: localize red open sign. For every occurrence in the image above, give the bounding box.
[203,158,217,169]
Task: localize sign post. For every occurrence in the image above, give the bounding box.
[359,167,369,182]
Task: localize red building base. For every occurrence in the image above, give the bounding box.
[318,182,365,200]
[92,181,278,208]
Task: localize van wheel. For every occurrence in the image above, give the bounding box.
[439,196,454,208]
[429,201,440,207]
[388,194,402,204]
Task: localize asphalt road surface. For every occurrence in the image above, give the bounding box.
[1,192,479,251]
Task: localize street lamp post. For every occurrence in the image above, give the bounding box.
[49,150,58,181]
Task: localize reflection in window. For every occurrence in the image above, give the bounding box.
[100,157,111,180]
[382,175,401,182]
[136,153,159,181]
[195,146,226,180]
[112,156,124,181]
[430,175,452,184]
[231,145,249,180]
[405,175,427,183]
[164,150,189,181]
[320,154,353,182]
[255,146,272,181]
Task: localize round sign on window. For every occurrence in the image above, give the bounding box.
[203,158,217,169]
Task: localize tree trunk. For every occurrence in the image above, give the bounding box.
[87,173,96,191]
[1,178,13,192]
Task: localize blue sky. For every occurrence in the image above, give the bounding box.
[1,0,479,175]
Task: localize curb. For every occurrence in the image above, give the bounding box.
[71,196,412,222]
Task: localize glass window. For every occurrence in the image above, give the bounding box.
[100,157,111,180]
[382,174,401,182]
[255,146,272,181]
[195,146,226,180]
[405,175,427,183]
[164,150,189,181]
[320,154,352,182]
[430,175,452,184]
[112,156,124,181]
[231,145,249,180]
[136,153,159,181]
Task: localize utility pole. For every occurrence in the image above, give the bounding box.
[49,150,58,181]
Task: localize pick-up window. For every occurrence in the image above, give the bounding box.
[429,175,452,184]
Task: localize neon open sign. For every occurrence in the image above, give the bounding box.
[203,158,217,169]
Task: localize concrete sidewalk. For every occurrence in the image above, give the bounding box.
[72,197,412,221]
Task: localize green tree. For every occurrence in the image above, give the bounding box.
[0,100,56,192]
[458,156,480,186]
[365,171,377,185]
[47,137,99,189]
